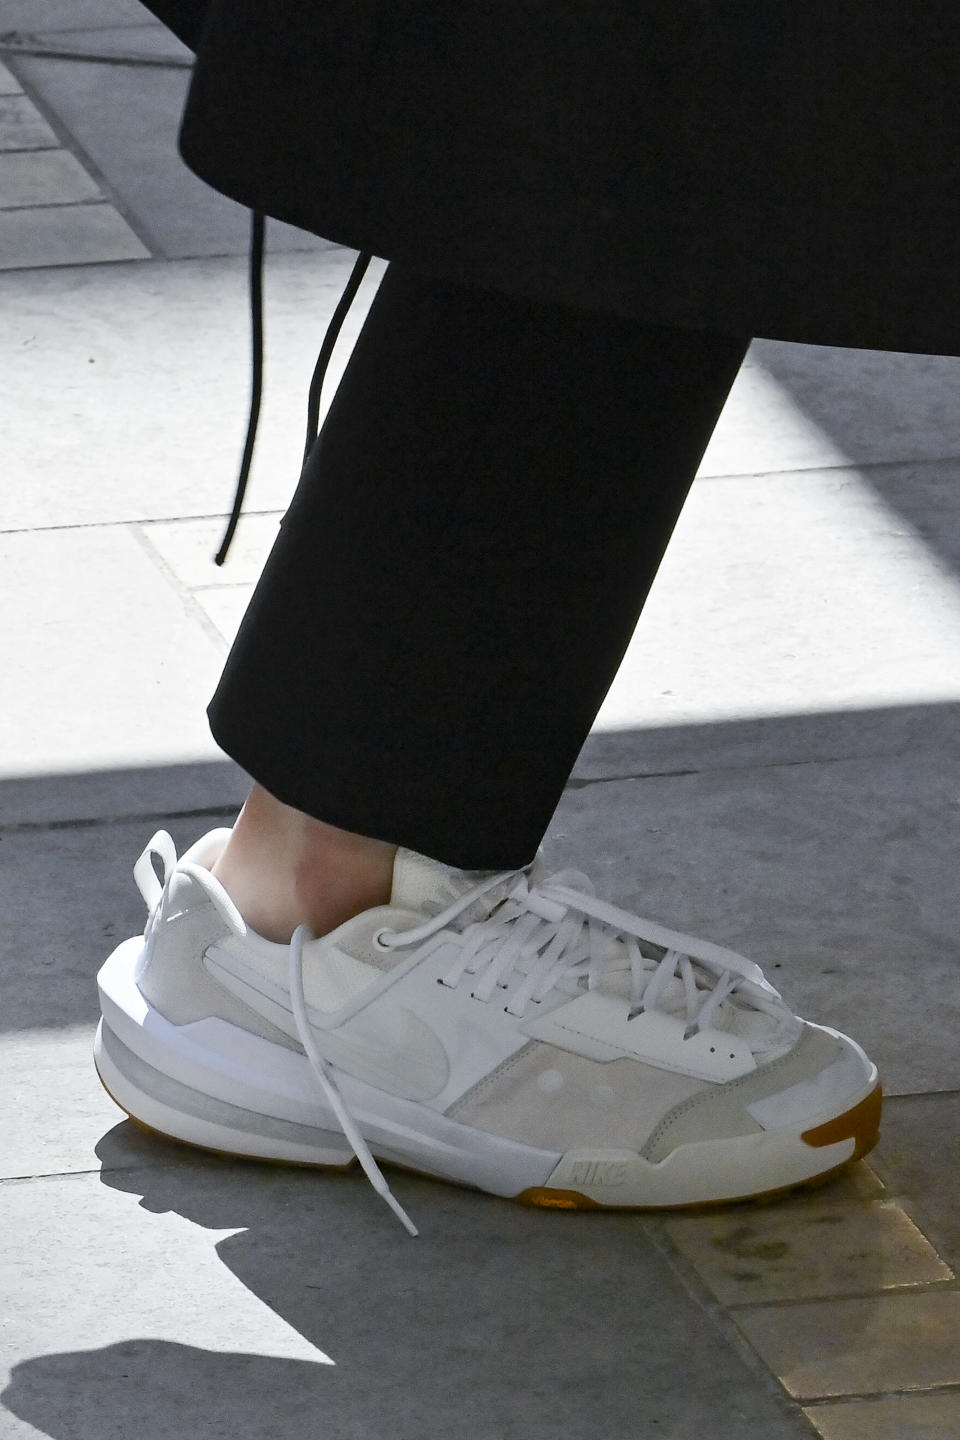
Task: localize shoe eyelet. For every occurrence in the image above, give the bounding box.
[373,928,395,952]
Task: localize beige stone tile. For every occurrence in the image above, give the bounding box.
[0,148,102,208]
[0,93,59,150]
[138,513,283,589]
[734,1290,960,1399]
[0,61,23,96]
[803,1392,960,1440]
[0,202,149,269]
[664,1198,952,1305]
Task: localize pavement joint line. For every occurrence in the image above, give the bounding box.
[644,1217,811,1409]
[692,453,960,481]
[0,251,158,273]
[0,141,59,154]
[722,1277,959,1311]
[0,197,110,213]
[3,459,960,523]
[126,520,232,649]
[0,40,191,70]
[1,22,165,37]
[0,804,238,838]
[807,1383,960,1405]
[0,510,284,538]
[191,582,261,593]
[566,745,937,788]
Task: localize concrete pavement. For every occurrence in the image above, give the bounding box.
[2,5,960,1437]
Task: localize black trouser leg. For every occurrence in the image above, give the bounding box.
[208,265,750,868]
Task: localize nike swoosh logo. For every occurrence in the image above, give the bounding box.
[203,943,451,1102]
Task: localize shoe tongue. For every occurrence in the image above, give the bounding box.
[390,848,525,922]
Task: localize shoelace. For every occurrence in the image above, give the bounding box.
[289,867,789,1235]
[214,213,372,566]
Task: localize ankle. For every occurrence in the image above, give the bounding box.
[211,785,397,942]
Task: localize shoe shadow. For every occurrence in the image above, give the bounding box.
[0,1121,668,1440]
[2,1343,330,1440]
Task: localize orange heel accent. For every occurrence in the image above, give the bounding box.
[801,1082,882,1158]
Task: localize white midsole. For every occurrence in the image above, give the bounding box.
[98,938,560,1197]
[97,937,872,1206]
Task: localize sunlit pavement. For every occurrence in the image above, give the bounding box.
[2,6,960,1439]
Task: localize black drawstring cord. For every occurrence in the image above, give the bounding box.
[214,216,372,566]
[302,249,372,466]
[215,209,265,566]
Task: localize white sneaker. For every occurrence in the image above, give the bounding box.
[96,829,881,1234]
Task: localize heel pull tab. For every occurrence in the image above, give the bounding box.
[133,831,178,912]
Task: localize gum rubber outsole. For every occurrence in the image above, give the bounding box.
[95,1059,882,1213]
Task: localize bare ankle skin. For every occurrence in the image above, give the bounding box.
[210,784,398,943]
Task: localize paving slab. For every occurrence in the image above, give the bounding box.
[590,462,960,735]
[0,0,147,28]
[1,1026,144,1179]
[734,1289,960,1400]
[0,759,247,829]
[869,1092,960,1269]
[542,749,960,1097]
[0,1159,814,1440]
[662,1195,952,1306]
[0,199,148,266]
[0,252,385,529]
[725,341,960,475]
[0,146,101,205]
[803,1392,960,1440]
[0,813,238,1037]
[0,61,23,96]
[0,90,57,149]
[0,527,226,781]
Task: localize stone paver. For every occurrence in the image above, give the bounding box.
[6,32,336,260]
[0,62,23,97]
[0,147,102,206]
[0,0,146,26]
[0,252,384,529]
[0,92,58,150]
[804,1392,960,1440]
[663,1195,952,1305]
[734,1290,960,1400]
[0,200,148,266]
[870,1093,960,1266]
[0,527,226,780]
